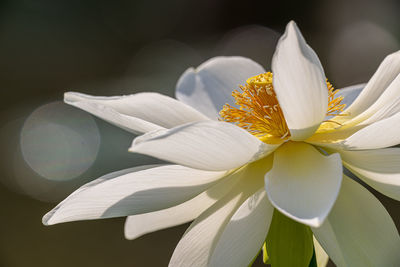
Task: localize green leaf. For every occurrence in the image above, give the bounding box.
[308,247,317,267]
[266,209,314,267]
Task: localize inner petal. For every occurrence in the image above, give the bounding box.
[220,72,347,143]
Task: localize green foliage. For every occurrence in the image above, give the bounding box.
[265,209,314,267]
[308,248,318,267]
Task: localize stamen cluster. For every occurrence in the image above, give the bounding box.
[220,72,290,142]
[220,73,347,142]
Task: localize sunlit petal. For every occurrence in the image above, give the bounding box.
[65,92,208,134]
[130,121,279,171]
[265,142,342,227]
[272,21,327,140]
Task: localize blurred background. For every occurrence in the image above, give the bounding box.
[0,0,399,266]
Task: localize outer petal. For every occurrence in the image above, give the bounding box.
[272,21,328,140]
[344,73,400,126]
[343,50,400,119]
[342,111,400,149]
[130,121,279,171]
[312,176,400,267]
[264,142,342,227]
[209,189,274,267]
[169,156,272,267]
[340,148,400,200]
[124,172,240,240]
[175,56,265,119]
[42,165,227,225]
[64,92,209,134]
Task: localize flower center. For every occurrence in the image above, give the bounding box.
[219,72,346,143]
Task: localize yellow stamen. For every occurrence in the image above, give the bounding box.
[219,72,290,143]
[219,73,347,142]
[326,81,346,117]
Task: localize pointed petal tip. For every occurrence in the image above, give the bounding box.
[42,211,55,226]
[64,91,84,104]
[285,20,302,39]
[287,20,297,30]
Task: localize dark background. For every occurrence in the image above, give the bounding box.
[0,0,399,266]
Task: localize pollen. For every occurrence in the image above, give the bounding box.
[219,73,346,142]
[219,72,290,143]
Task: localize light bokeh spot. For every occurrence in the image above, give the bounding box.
[20,101,100,181]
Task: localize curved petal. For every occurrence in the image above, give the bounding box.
[344,73,400,126]
[265,142,342,227]
[130,121,279,171]
[175,56,265,119]
[209,189,274,267]
[342,111,400,149]
[64,92,209,134]
[42,165,227,225]
[343,50,400,119]
[312,176,400,267]
[169,156,272,267]
[124,172,240,240]
[272,21,328,140]
[340,148,400,200]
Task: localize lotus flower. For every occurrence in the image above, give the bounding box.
[43,21,400,266]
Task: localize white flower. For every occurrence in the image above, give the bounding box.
[43,21,400,266]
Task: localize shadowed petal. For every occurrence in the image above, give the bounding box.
[43,165,227,225]
[340,148,400,200]
[169,156,271,267]
[176,56,265,119]
[124,173,240,240]
[312,176,400,267]
[265,142,342,227]
[209,189,274,267]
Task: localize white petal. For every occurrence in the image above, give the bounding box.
[42,165,227,225]
[168,158,269,267]
[130,120,279,171]
[265,142,342,227]
[272,21,328,140]
[340,148,400,200]
[312,176,400,267]
[175,56,265,119]
[345,73,400,126]
[209,189,274,267]
[344,50,400,119]
[313,236,329,267]
[342,111,400,149]
[64,92,209,134]
[124,172,240,240]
